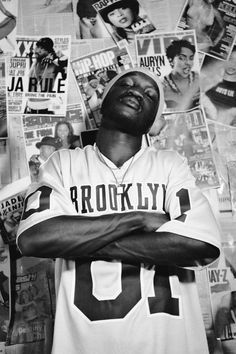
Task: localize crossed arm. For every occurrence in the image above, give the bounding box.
[17,210,219,268]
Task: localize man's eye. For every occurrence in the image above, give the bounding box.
[145,89,156,99]
[120,79,133,87]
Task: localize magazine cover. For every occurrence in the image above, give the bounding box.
[0,235,10,353]
[7,35,71,116]
[0,56,8,189]
[0,190,25,245]
[201,45,236,127]
[92,0,156,46]
[73,0,111,39]
[6,257,55,354]
[208,243,236,353]
[71,44,133,128]
[207,120,236,212]
[0,0,17,57]
[135,29,201,113]
[227,160,236,220]
[17,0,74,37]
[151,109,219,189]
[0,57,7,139]
[177,0,236,60]
[22,104,85,182]
[73,0,180,40]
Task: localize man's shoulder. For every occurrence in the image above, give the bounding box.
[51,145,94,162]
[147,146,183,161]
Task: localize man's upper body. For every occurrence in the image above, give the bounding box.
[17,68,221,354]
[28,37,68,93]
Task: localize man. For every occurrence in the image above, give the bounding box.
[17,68,221,354]
[25,37,68,114]
[29,136,61,181]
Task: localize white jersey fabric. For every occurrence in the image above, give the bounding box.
[17,145,221,354]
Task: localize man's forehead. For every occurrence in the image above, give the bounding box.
[116,72,159,89]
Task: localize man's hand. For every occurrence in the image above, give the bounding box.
[137,211,170,232]
[42,53,55,66]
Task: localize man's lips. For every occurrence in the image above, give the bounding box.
[120,95,141,111]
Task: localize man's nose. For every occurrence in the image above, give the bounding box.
[127,87,143,100]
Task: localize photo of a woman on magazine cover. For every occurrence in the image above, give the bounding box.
[99,0,155,44]
[163,38,200,112]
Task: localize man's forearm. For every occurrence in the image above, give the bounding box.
[17,212,146,259]
[17,212,170,259]
[90,231,220,267]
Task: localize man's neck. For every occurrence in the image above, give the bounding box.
[96,127,142,168]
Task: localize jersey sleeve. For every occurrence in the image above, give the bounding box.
[16,150,77,242]
[157,151,221,265]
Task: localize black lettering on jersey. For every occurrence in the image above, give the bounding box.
[74,262,141,321]
[137,183,148,209]
[175,188,191,223]
[70,186,78,212]
[21,186,52,220]
[120,183,133,211]
[69,183,187,217]
[148,266,179,315]
[74,262,180,321]
[108,185,118,210]
[81,185,94,213]
[96,184,106,211]
[162,184,166,212]
[137,183,161,210]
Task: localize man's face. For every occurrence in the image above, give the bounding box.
[34,45,49,61]
[89,78,99,88]
[107,7,134,28]
[40,145,56,161]
[101,72,160,135]
[171,46,194,78]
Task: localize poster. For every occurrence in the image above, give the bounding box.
[135,29,201,113]
[71,44,133,128]
[7,35,71,116]
[177,0,236,60]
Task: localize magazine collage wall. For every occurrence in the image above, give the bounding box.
[0,0,236,353]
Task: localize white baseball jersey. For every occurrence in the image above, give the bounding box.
[17,145,221,354]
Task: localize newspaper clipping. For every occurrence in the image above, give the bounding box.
[0,236,10,354]
[177,0,236,60]
[227,160,236,219]
[71,44,133,128]
[7,35,71,116]
[0,0,17,57]
[23,104,85,182]
[0,57,7,139]
[208,247,236,354]
[0,56,9,188]
[207,120,236,213]
[0,190,25,245]
[152,109,219,189]
[135,29,201,113]
[17,0,74,37]
[201,45,236,127]
[6,257,55,354]
[74,0,180,40]
[92,0,156,46]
